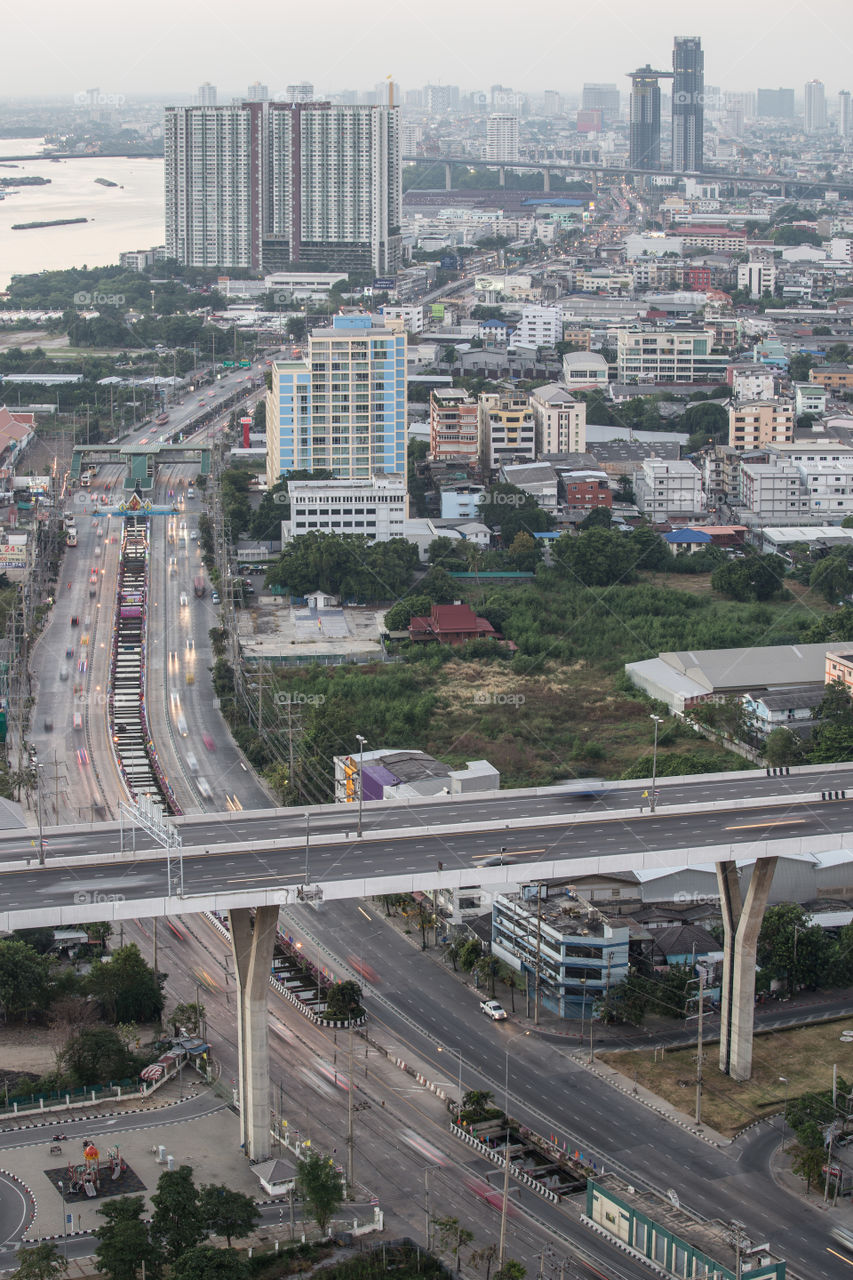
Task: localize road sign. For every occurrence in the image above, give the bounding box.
[223,360,235,368]
[239,359,251,367]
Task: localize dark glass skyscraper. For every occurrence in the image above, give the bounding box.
[672,36,704,172]
[629,66,668,169]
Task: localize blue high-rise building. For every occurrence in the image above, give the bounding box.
[266,314,407,485]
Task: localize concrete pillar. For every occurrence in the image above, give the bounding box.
[499,166,506,187]
[445,163,452,191]
[716,857,777,1081]
[230,905,279,1160]
[543,169,551,193]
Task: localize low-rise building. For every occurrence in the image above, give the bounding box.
[429,388,480,464]
[514,306,563,348]
[810,363,853,391]
[409,602,499,645]
[742,685,823,738]
[728,400,795,451]
[439,485,486,520]
[560,468,612,510]
[528,384,587,455]
[802,458,853,517]
[491,886,630,1019]
[739,460,808,519]
[616,328,727,385]
[562,351,609,391]
[727,364,776,401]
[478,392,536,472]
[379,304,425,334]
[795,381,829,417]
[501,462,561,512]
[634,458,703,517]
[284,473,408,542]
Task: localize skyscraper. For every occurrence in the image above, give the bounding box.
[628,66,670,169]
[284,83,314,103]
[756,87,795,119]
[486,114,519,162]
[840,90,852,138]
[247,82,268,102]
[582,84,621,125]
[164,101,401,275]
[266,314,407,484]
[672,36,704,172]
[196,82,216,106]
[804,79,826,132]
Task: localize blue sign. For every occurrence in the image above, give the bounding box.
[373,278,396,291]
[440,256,459,270]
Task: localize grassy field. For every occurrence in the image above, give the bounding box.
[600,1018,853,1137]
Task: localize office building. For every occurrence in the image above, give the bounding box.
[582,83,621,125]
[739,460,808,520]
[266,314,406,485]
[516,306,562,348]
[672,36,704,172]
[756,87,795,119]
[528,384,587,454]
[542,90,563,117]
[737,257,776,299]
[247,82,268,103]
[840,90,852,138]
[729,401,794,451]
[164,101,401,274]
[804,79,827,133]
[197,82,217,106]
[284,83,314,102]
[629,66,670,169]
[283,473,408,542]
[491,886,629,1020]
[429,388,479,463]
[634,458,703,517]
[486,114,519,163]
[424,84,459,114]
[478,393,536,471]
[616,328,726,384]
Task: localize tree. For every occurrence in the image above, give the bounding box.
[764,727,803,767]
[87,944,164,1023]
[169,1001,204,1037]
[199,1185,259,1248]
[62,1026,133,1087]
[11,1242,68,1280]
[578,506,612,531]
[615,474,635,503]
[507,531,541,572]
[150,1166,206,1265]
[171,1249,247,1280]
[95,1196,162,1280]
[710,554,787,602]
[471,1243,499,1280]
[384,594,432,631]
[494,1263,526,1280]
[296,1149,344,1232]
[323,980,363,1020]
[431,1215,474,1271]
[791,1132,826,1192]
[810,551,853,603]
[757,904,830,995]
[0,939,52,1022]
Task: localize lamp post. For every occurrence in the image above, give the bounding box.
[58,1179,67,1257]
[792,924,802,997]
[499,1033,530,1267]
[356,735,367,837]
[35,762,46,865]
[779,1076,789,1148]
[649,715,664,813]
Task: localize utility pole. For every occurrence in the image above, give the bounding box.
[424,1166,431,1250]
[346,1023,355,1193]
[696,966,704,1126]
[498,1051,512,1266]
[534,883,543,1026]
[152,918,158,983]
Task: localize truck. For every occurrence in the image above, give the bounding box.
[480,999,508,1021]
[193,576,206,598]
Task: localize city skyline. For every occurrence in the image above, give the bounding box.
[3,0,853,100]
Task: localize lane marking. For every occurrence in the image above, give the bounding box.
[724,819,807,831]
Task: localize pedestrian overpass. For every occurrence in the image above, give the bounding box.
[70,442,211,492]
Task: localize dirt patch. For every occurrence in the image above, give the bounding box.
[0,1025,60,1074]
[600,1017,853,1137]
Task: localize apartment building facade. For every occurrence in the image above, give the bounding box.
[284,473,408,541]
[728,400,795,451]
[635,458,703,516]
[429,388,480,463]
[738,461,808,519]
[165,100,402,274]
[478,393,536,471]
[266,314,406,484]
[529,384,587,455]
[616,328,726,384]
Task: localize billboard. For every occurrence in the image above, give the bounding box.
[440,255,459,270]
[373,278,396,291]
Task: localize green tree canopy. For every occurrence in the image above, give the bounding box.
[95,1195,162,1280]
[150,1166,206,1264]
[87,944,164,1023]
[11,1242,68,1280]
[507,531,542,571]
[296,1150,344,1231]
[171,1249,248,1280]
[809,550,853,603]
[323,980,364,1020]
[198,1185,260,1248]
[62,1026,134,1087]
[710,554,787,602]
[0,939,52,1022]
[578,506,613,531]
[478,484,554,543]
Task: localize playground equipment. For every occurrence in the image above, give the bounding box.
[64,1143,126,1197]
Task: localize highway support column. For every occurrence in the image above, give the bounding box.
[229,905,279,1161]
[716,857,777,1081]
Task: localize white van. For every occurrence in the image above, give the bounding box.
[185,752,200,775]
[73,712,83,731]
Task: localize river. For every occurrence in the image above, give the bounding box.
[0,138,165,289]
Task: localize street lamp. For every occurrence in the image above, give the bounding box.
[649,715,664,813]
[438,1045,464,1118]
[35,761,46,865]
[499,1033,530,1267]
[356,735,367,838]
[58,1179,67,1257]
[779,1076,789,1148]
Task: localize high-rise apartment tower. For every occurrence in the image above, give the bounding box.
[672,36,704,172]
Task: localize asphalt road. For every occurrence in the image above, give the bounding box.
[2,790,853,927]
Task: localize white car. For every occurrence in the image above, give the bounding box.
[179,592,188,607]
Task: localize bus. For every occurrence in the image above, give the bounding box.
[66,525,78,548]
[155,412,170,426]
[79,466,97,488]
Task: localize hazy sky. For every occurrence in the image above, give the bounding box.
[5,0,853,102]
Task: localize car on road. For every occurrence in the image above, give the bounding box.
[186,752,200,774]
[180,592,189,607]
[480,1000,508,1021]
[211,591,220,604]
[70,615,79,627]
[197,776,212,799]
[65,646,74,658]
[202,734,216,752]
[78,658,87,673]
[60,668,69,681]
[76,748,89,766]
